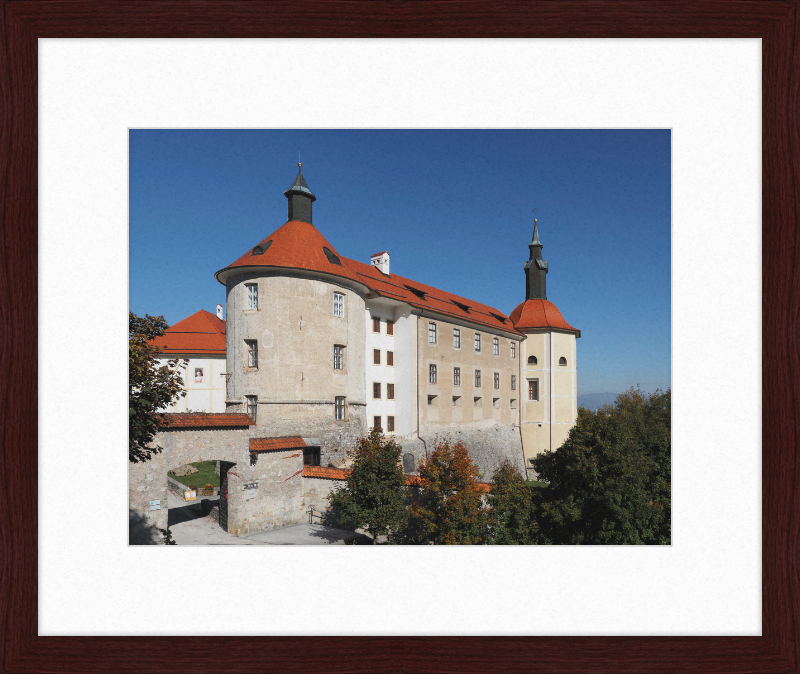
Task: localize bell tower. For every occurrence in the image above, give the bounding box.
[524,215,548,300]
[284,162,316,224]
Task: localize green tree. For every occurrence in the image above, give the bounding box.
[532,387,671,545]
[129,313,187,463]
[407,439,487,545]
[328,429,407,543]
[486,460,540,545]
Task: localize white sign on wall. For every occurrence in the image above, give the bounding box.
[150,500,160,511]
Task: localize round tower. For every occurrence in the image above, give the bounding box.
[214,165,370,457]
[510,216,581,478]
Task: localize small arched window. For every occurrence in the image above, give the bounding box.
[559,357,567,366]
[528,356,537,365]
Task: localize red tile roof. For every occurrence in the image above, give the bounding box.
[250,436,307,452]
[158,413,254,428]
[301,466,491,492]
[509,299,580,336]
[151,309,226,355]
[344,257,522,336]
[215,220,520,336]
[303,465,351,480]
[216,220,365,287]
[371,250,388,257]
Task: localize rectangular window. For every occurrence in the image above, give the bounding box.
[493,398,500,408]
[510,398,517,409]
[246,340,258,368]
[475,369,481,387]
[511,375,516,391]
[246,284,258,311]
[387,350,394,366]
[303,447,321,466]
[429,364,437,384]
[510,342,516,359]
[528,379,540,402]
[373,349,381,365]
[452,396,462,407]
[493,337,499,356]
[333,292,344,317]
[373,382,382,399]
[246,395,257,422]
[474,333,481,352]
[333,345,344,370]
[453,367,461,386]
[494,372,500,389]
[474,397,482,407]
[387,383,395,400]
[453,328,461,348]
[387,416,395,432]
[429,322,437,344]
[373,415,382,431]
[386,320,394,335]
[335,396,346,420]
[428,395,438,405]
[372,316,381,333]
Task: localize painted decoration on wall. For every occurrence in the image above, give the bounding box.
[194,368,204,383]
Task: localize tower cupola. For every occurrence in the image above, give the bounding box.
[283,162,316,224]
[524,217,548,300]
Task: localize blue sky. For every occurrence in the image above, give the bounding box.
[129,129,670,396]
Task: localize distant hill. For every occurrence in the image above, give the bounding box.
[577,392,619,411]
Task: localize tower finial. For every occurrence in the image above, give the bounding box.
[298,151,301,169]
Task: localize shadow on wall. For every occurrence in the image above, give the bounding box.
[129,509,162,545]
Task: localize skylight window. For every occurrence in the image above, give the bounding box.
[490,313,507,323]
[452,300,470,313]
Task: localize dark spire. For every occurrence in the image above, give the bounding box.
[524,216,548,300]
[284,162,316,223]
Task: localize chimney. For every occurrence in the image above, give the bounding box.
[371,251,390,275]
[216,304,224,320]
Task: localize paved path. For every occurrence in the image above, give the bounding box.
[165,490,365,545]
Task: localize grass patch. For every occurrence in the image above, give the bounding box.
[168,461,220,488]
[524,480,549,489]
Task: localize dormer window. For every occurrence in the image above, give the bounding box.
[405,285,427,300]
[251,240,272,256]
[323,246,342,266]
[452,300,470,313]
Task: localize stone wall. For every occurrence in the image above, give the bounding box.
[396,424,525,483]
[223,448,344,535]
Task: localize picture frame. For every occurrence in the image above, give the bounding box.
[2,2,797,672]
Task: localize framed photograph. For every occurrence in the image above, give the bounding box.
[3,2,797,672]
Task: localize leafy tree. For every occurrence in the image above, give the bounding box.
[486,460,540,545]
[406,439,487,545]
[532,387,671,545]
[327,429,407,543]
[129,313,187,463]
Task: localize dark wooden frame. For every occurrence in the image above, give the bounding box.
[1,2,797,672]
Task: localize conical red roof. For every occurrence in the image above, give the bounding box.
[509,299,579,335]
[215,220,363,286]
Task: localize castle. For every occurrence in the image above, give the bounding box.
[129,165,580,539]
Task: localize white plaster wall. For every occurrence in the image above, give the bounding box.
[158,355,227,413]
[392,307,418,437]
[365,300,398,433]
